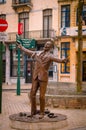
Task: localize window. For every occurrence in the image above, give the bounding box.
[48,62,53,79]
[19,12,29,38]
[0,14,6,19]
[19,0,29,3]
[0,0,6,3]
[61,5,70,27]
[83,5,86,25]
[10,48,24,77]
[76,5,86,25]
[61,42,70,73]
[43,9,52,38]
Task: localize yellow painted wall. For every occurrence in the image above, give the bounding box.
[57,0,86,83]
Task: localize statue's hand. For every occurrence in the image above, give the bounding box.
[31,52,36,58]
[16,42,23,49]
[63,56,69,63]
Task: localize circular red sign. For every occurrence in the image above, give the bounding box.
[0,19,8,32]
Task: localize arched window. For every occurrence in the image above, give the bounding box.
[19,12,29,38]
[43,9,52,38]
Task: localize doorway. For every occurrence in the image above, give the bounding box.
[82,61,86,81]
[3,60,6,82]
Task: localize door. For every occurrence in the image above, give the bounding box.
[2,60,5,82]
[82,61,86,81]
[26,61,33,83]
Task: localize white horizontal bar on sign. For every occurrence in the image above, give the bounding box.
[0,24,8,27]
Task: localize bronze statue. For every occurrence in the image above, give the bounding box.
[16,40,68,119]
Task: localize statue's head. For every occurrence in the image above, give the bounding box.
[44,41,54,51]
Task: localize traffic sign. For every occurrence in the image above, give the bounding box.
[16,34,36,49]
[0,19,8,32]
[0,32,7,41]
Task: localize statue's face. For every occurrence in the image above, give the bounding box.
[44,41,53,51]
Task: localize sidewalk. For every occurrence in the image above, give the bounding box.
[2,83,32,90]
[0,84,86,130]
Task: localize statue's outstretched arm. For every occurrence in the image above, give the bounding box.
[50,56,69,63]
[16,42,34,56]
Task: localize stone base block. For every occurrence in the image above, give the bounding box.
[9,112,68,130]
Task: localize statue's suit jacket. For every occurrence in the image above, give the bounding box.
[33,51,52,82]
[18,45,64,82]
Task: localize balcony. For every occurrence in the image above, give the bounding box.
[28,30,56,39]
[7,30,56,42]
[59,26,86,37]
[12,0,33,12]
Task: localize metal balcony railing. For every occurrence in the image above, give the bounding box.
[7,30,56,41]
[12,0,31,5]
[28,30,56,39]
[8,32,17,41]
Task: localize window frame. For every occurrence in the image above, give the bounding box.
[10,48,24,77]
[61,5,70,28]
[19,12,29,38]
[61,42,70,74]
[19,0,29,3]
[0,14,6,19]
[0,0,6,4]
[43,9,52,38]
[76,5,86,25]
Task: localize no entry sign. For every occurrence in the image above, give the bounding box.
[0,19,8,32]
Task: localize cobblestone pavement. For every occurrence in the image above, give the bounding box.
[70,127,86,130]
[0,84,86,130]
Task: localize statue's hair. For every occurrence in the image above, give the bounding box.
[50,38,54,48]
[45,39,54,49]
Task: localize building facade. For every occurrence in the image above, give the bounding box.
[1,0,86,85]
[57,0,86,83]
[0,0,58,84]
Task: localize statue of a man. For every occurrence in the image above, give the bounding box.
[16,40,68,119]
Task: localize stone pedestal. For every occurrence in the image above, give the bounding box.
[9,111,68,130]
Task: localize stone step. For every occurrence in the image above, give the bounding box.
[36,94,86,109]
[28,82,86,109]
[47,82,86,95]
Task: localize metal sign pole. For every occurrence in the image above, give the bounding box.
[17,47,21,95]
[0,19,8,113]
[16,20,22,96]
[16,34,36,96]
[0,42,2,113]
[16,22,21,96]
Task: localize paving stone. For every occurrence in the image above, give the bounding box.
[70,127,86,130]
[0,84,86,130]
